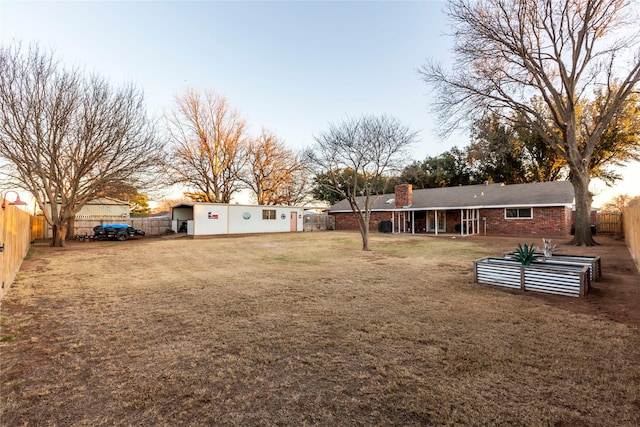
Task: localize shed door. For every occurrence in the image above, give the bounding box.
[290,212,297,231]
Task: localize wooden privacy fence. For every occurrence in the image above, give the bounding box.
[72,217,172,237]
[624,204,640,273]
[1,205,32,299]
[303,214,335,231]
[597,211,622,235]
[31,216,172,239]
[31,215,46,240]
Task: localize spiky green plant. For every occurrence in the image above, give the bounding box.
[515,242,537,266]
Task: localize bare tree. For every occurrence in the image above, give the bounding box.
[308,115,417,251]
[600,193,640,212]
[420,0,640,245]
[0,44,163,247]
[270,165,312,207]
[243,128,308,205]
[165,88,247,203]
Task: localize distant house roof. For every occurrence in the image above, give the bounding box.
[46,197,129,206]
[84,197,129,206]
[329,181,575,212]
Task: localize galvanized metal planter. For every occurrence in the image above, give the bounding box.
[502,252,601,282]
[474,257,590,297]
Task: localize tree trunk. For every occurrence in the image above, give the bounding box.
[361,206,371,251]
[570,171,597,246]
[348,199,372,251]
[51,223,68,247]
[361,225,370,251]
[354,212,370,251]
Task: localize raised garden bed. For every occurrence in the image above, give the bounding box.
[474,257,590,297]
[502,252,601,282]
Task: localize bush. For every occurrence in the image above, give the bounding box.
[515,242,537,266]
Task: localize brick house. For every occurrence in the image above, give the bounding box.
[329,181,579,236]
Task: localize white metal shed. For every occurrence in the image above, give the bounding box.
[171,203,304,237]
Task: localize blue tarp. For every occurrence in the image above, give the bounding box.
[97,224,130,229]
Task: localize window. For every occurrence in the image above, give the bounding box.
[505,208,532,219]
[262,209,276,220]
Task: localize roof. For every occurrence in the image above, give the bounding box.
[171,202,305,209]
[85,197,129,206]
[47,197,129,206]
[329,181,575,212]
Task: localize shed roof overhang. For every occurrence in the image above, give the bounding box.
[171,203,197,209]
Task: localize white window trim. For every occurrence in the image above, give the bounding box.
[262,209,277,220]
[505,207,533,219]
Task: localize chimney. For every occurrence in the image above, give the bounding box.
[394,184,412,208]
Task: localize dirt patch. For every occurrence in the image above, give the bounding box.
[1,232,638,426]
[464,234,640,327]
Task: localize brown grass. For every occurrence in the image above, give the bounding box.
[1,232,639,426]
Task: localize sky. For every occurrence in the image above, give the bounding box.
[1,0,638,207]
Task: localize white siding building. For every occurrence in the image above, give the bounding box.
[45,198,130,219]
[74,198,130,219]
[171,203,304,237]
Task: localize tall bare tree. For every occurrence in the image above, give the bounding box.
[420,0,640,245]
[165,88,247,203]
[243,128,307,205]
[308,115,417,251]
[0,44,163,247]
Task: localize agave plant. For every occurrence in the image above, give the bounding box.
[515,242,537,266]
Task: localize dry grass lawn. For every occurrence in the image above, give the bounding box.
[1,232,639,426]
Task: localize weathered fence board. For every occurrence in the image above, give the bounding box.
[1,205,32,299]
[597,211,622,235]
[303,214,335,231]
[33,216,172,239]
[624,205,640,273]
[30,215,47,240]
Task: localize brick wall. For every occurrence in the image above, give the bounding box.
[481,206,571,236]
[333,211,393,231]
[331,206,572,235]
[394,184,412,208]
